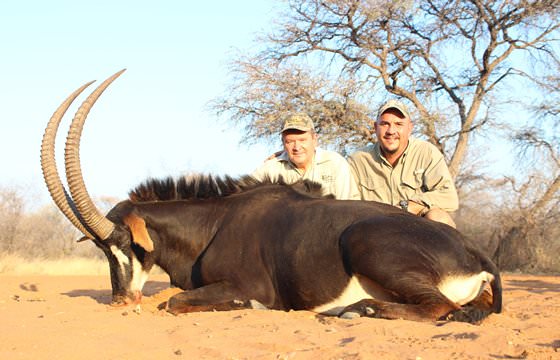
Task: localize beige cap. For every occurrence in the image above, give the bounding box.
[377,100,411,120]
[281,113,315,133]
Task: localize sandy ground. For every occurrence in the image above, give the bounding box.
[1,273,559,360]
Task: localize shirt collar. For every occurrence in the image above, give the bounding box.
[277,151,291,162]
[373,137,414,166]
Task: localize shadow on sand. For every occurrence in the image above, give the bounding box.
[61,280,171,304]
[505,278,560,294]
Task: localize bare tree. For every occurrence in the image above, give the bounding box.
[0,188,25,252]
[0,186,102,259]
[491,171,560,271]
[487,60,560,270]
[16,205,80,258]
[213,0,559,177]
[211,0,560,271]
[214,60,374,152]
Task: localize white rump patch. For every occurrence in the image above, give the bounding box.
[311,275,393,315]
[438,271,494,305]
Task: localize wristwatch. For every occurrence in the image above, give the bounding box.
[399,200,408,212]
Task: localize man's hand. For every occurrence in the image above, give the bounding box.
[407,200,429,216]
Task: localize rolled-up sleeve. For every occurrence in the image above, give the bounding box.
[409,148,458,212]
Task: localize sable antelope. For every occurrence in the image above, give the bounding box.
[41,70,501,322]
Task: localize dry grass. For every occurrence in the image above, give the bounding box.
[0,252,167,276]
[0,253,109,275]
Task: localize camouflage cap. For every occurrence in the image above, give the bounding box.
[377,100,411,120]
[280,112,315,133]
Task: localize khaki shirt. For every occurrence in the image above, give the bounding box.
[252,148,360,200]
[347,138,458,211]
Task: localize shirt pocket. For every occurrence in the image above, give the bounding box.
[401,169,426,193]
[319,174,336,184]
[357,177,385,201]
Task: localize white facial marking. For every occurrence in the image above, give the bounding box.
[110,245,130,277]
[110,245,149,294]
[130,255,150,292]
[312,275,391,315]
[438,271,494,305]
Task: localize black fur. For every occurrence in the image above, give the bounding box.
[128,174,326,202]
[102,175,500,323]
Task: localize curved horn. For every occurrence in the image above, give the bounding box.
[64,69,126,240]
[41,81,96,239]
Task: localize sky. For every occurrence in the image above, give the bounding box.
[0,1,282,204]
[0,0,527,210]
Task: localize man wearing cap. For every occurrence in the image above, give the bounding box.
[253,112,359,200]
[348,100,458,227]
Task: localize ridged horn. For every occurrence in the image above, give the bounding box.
[41,80,96,239]
[64,69,126,240]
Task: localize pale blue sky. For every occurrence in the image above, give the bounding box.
[1,0,525,208]
[0,1,279,202]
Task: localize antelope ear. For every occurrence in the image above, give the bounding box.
[123,213,154,252]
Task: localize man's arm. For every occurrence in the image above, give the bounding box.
[252,158,281,183]
[334,157,361,200]
[409,150,458,212]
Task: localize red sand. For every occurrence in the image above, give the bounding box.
[1,273,559,359]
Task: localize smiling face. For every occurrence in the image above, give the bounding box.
[282,129,318,172]
[374,108,413,165]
